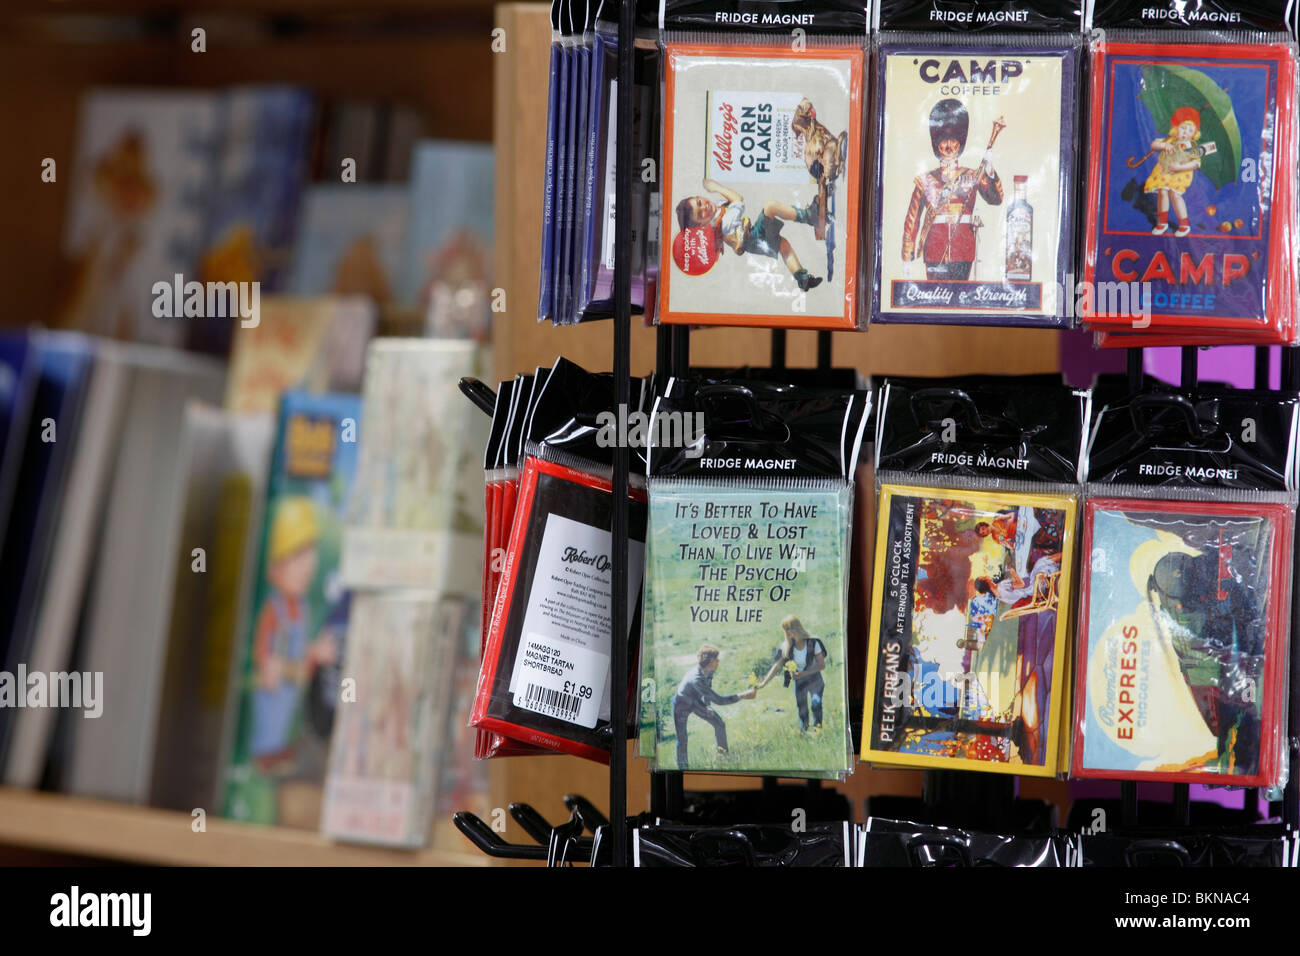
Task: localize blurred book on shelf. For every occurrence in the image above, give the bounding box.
[311,99,426,186]
[288,184,409,304]
[0,333,97,777]
[56,90,221,348]
[3,339,132,788]
[435,599,492,821]
[187,87,318,355]
[49,83,492,354]
[222,390,361,829]
[149,403,276,814]
[224,295,377,414]
[0,334,40,568]
[57,348,227,803]
[341,339,487,594]
[319,337,489,848]
[320,594,464,848]
[402,139,494,336]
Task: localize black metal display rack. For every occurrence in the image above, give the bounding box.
[606,0,637,868]
[461,0,1300,866]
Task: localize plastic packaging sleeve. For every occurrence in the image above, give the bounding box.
[640,476,855,776]
[1072,490,1294,787]
[1080,31,1298,340]
[861,471,1081,777]
[869,32,1082,328]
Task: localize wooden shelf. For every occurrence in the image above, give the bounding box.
[0,788,491,866]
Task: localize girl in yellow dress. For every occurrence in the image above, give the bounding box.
[1145,106,1205,237]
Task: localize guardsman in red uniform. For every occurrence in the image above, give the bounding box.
[901,99,1003,281]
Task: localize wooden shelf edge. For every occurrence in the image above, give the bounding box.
[0,787,491,866]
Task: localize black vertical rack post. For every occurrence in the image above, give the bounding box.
[651,321,686,824]
[607,0,637,867]
[771,329,787,370]
[1255,346,1270,392]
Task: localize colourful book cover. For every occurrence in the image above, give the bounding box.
[187,86,317,354]
[399,140,494,320]
[56,89,221,347]
[223,296,375,414]
[223,391,362,827]
[862,484,1077,776]
[199,87,316,292]
[340,340,486,594]
[289,184,409,303]
[321,594,462,848]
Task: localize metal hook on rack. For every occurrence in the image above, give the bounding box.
[563,793,610,831]
[458,376,497,417]
[451,811,547,861]
[1123,839,1191,868]
[907,834,973,868]
[456,799,614,865]
[510,802,596,857]
[508,802,558,845]
[546,808,588,867]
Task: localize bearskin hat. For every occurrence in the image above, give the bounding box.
[929,98,969,158]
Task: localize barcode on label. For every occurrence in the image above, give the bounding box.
[523,682,582,721]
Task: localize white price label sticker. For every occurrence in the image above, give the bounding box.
[512,634,609,729]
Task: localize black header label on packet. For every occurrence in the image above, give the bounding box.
[875,378,1089,483]
[503,374,532,469]
[1085,392,1300,491]
[659,0,868,34]
[648,379,872,481]
[486,379,513,470]
[1088,0,1290,32]
[876,0,1083,32]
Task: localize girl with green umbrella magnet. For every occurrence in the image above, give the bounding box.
[1127,63,1242,239]
[1140,106,1211,237]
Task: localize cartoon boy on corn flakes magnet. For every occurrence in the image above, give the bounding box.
[673,178,825,291]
